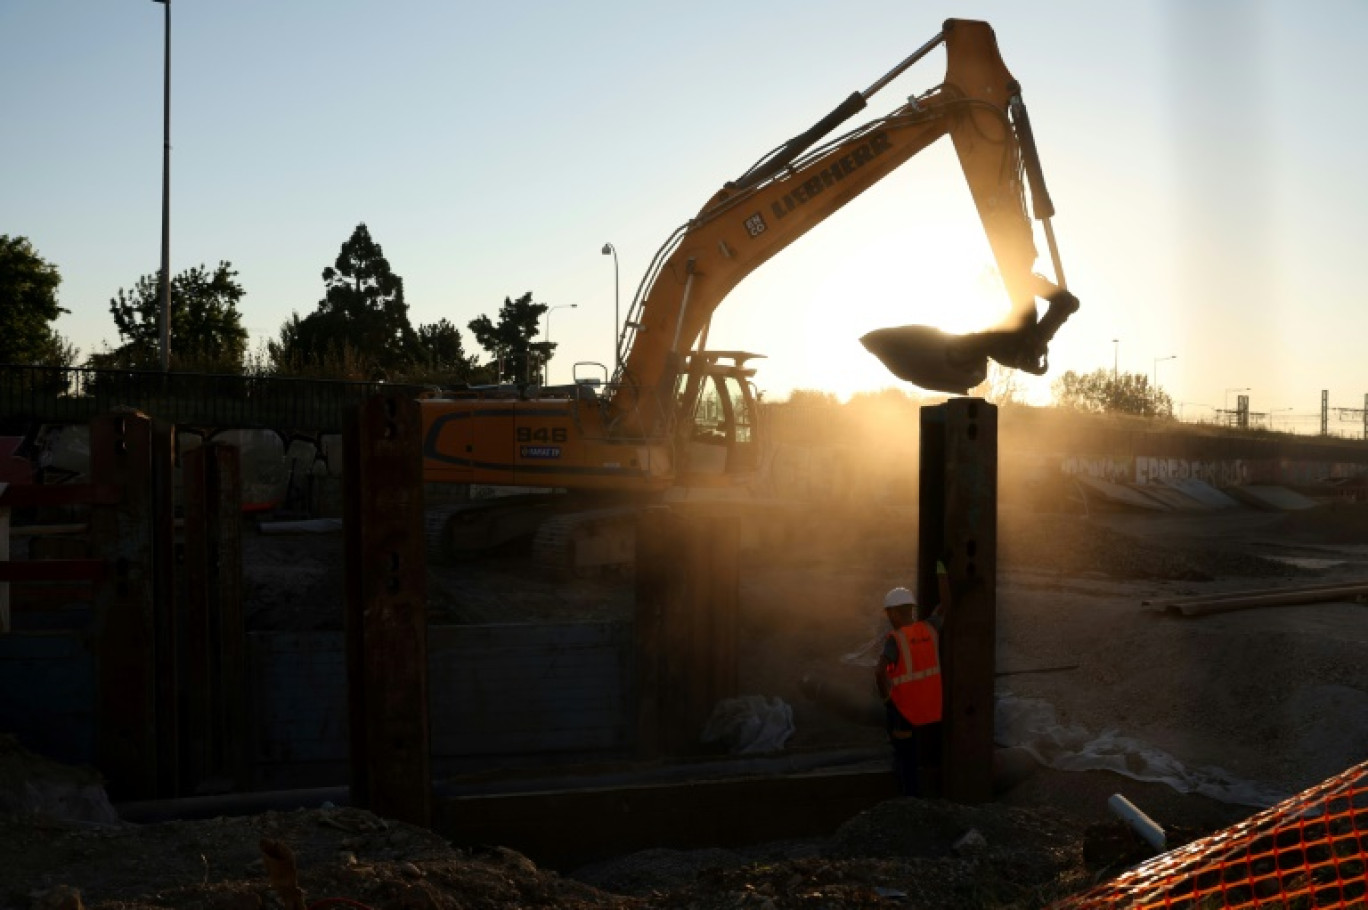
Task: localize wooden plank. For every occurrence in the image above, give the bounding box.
[940,399,997,804]
[180,442,246,792]
[0,496,8,633]
[181,445,214,793]
[0,560,108,583]
[151,418,178,798]
[633,509,740,758]
[1142,580,1368,609]
[212,444,247,790]
[0,483,121,508]
[921,399,998,804]
[633,507,672,758]
[707,520,740,708]
[1177,587,1368,617]
[344,393,431,828]
[89,412,159,801]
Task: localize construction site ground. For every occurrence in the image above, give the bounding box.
[5,497,1368,908]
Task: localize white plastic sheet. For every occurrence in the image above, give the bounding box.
[995,694,1290,808]
[701,695,796,754]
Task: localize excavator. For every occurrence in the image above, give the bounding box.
[421,18,1079,570]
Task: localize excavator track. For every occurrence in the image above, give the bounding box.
[425,494,560,564]
[531,506,641,577]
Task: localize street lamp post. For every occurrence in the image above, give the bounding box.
[153,0,171,371]
[601,243,619,377]
[544,304,577,385]
[1112,338,1119,381]
[1152,355,1176,389]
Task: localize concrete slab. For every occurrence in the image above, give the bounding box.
[1167,478,1241,509]
[1131,484,1209,511]
[1076,475,1170,511]
[1228,485,1320,512]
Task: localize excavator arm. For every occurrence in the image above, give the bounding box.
[609,18,1078,436]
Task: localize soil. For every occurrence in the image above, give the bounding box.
[5,498,1368,909]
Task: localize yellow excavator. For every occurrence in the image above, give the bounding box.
[421,18,1079,569]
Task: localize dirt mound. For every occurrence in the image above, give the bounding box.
[0,791,1110,910]
[614,799,1091,910]
[1,807,622,910]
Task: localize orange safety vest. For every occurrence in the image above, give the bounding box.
[885,621,943,726]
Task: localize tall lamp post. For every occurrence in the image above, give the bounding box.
[601,243,619,376]
[153,0,171,371]
[1152,355,1176,389]
[1112,338,1119,381]
[544,304,577,385]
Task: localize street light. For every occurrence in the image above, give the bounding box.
[1152,355,1176,389]
[1112,338,1119,381]
[544,304,577,385]
[153,0,171,371]
[601,243,619,376]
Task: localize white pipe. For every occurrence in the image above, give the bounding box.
[1108,793,1166,852]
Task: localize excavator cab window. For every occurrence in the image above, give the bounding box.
[721,373,758,472]
[681,368,758,477]
[689,376,729,446]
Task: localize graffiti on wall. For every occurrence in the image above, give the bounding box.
[1134,457,1250,488]
[1060,455,1134,484]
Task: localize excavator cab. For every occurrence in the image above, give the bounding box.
[675,351,764,482]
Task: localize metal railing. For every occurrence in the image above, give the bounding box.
[0,364,428,433]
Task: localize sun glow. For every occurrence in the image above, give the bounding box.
[703,146,1044,405]
[791,228,1011,402]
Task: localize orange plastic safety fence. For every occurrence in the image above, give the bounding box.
[1054,759,1368,909]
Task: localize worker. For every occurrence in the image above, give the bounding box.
[875,562,948,797]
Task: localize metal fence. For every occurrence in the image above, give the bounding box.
[0,364,427,433]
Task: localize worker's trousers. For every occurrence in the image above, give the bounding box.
[890,721,942,797]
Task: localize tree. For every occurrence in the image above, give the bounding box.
[784,389,840,408]
[0,235,77,366]
[1052,368,1174,419]
[468,292,550,384]
[415,318,476,375]
[97,261,248,371]
[971,362,1027,407]
[269,224,419,377]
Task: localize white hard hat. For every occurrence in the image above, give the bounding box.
[883,586,917,610]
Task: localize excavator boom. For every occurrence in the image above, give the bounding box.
[609,18,1078,435]
[419,19,1078,569]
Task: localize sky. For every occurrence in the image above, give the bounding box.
[3,0,1367,432]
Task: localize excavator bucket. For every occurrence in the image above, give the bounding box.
[860,325,990,395]
[862,291,1078,394]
